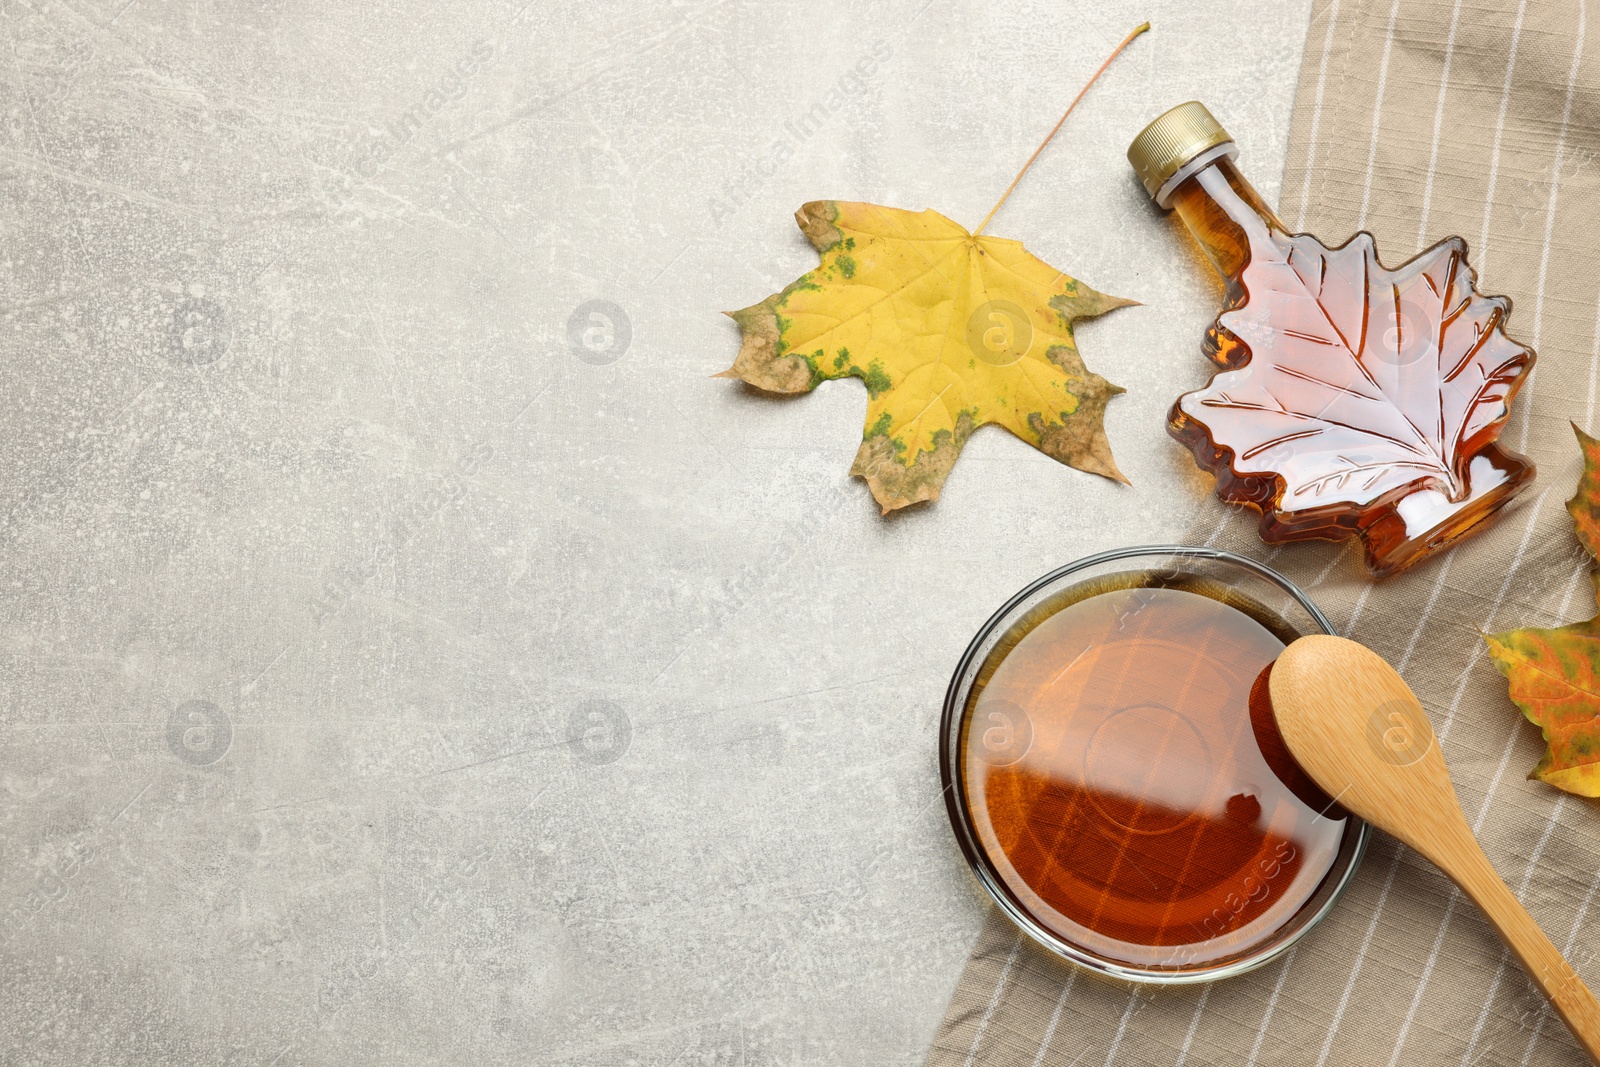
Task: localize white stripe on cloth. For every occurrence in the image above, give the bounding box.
[1557,558,1589,621]
[1356,0,1403,231]
[1027,969,1077,1067]
[1294,0,1344,231]
[1518,0,1588,451]
[1172,984,1213,1067]
[1101,990,1140,1067]
[1246,946,1300,1066]
[1309,540,1355,587]
[963,933,1023,1067]
[1201,502,1235,547]
[1343,582,1374,635]
[1520,827,1600,1065]
[1460,795,1572,1065]
[1439,489,1558,748]
[1588,289,1600,430]
[1315,844,1408,1067]
[1391,640,1564,1065]
[1460,499,1551,741]
[1416,0,1466,251]
[1475,0,1530,285]
[1387,887,1468,1067]
[1397,551,1456,673]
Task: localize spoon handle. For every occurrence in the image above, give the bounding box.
[1447,831,1600,1062]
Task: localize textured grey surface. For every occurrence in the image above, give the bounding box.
[0,1,1308,1063]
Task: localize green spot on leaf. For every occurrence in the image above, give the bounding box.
[859,360,890,397]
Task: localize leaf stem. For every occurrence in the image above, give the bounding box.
[972,21,1150,238]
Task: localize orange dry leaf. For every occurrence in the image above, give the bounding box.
[1486,426,1600,796]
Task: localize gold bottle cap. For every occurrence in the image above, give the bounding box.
[1127,102,1236,207]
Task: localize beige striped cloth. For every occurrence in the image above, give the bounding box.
[926,2,1600,1064]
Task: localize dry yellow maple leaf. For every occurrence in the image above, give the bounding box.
[717,26,1147,513]
[720,201,1135,511]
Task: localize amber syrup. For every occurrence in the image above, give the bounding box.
[960,572,1353,970]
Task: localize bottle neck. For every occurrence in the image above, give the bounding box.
[1166,155,1286,283]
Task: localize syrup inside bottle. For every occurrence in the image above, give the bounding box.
[1162,157,1535,576]
[960,573,1353,971]
[1127,102,1536,577]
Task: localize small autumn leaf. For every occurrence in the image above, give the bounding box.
[1486,426,1600,797]
[718,26,1147,514]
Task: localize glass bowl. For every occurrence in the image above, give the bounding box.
[940,545,1370,984]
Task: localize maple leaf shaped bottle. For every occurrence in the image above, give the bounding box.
[1128,102,1536,577]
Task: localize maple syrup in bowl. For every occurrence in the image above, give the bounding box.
[941,546,1369,982]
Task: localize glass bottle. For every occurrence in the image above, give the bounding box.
[1127,102,1536,577]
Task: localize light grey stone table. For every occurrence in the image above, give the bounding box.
[0,1,1308,1062]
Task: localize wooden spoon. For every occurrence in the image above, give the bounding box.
[1269,634,1600,1063]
